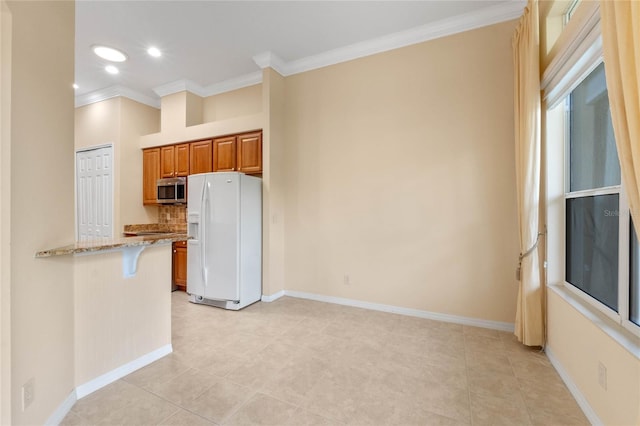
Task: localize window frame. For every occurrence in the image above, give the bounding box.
[563,0,581,26]
[562,60,639,338]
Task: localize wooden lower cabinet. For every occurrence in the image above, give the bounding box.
[172,241,187,291]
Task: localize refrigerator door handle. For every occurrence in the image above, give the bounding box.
[201,180,210,287]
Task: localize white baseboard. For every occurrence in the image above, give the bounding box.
[545,345,602,426]
[45,390,77,426]
[75,344,172,399]
[283,290,515,332]
[261,290,285,302]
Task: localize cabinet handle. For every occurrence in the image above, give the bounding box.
[173,250,176,253]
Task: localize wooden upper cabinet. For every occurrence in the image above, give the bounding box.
[160,143,190,178]
[174,143,190,177]
[144,132,260,204]
[237,132,262,174]
[189,139,213,175]
[142,148,160,205]
[213,136,237,172]
[160,146,175,178]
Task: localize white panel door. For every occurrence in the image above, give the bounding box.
[76,146,113,240]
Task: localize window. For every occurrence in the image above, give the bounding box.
[564,62,640,335]
[563,0,581,26]
[630,219,640,327]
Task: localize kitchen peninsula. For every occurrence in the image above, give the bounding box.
[35,233,187,258]
[35,233,187,398]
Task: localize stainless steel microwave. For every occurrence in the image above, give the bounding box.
[157,177,186,204]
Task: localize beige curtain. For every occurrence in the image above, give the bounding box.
[601,0,640,231]
[513,0,544,347]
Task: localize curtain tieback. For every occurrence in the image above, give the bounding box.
[516,232,545,281]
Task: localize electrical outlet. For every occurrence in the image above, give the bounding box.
[22,378,34,411]
[598,362,607,390]
[344,274,350,285]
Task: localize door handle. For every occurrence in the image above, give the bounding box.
[201,180,210,288]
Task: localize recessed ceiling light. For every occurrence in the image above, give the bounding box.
[92,45,127,62]
[73,83,79,90]
[147,47,162,58]
[105,65,119,75]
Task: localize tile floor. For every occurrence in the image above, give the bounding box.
[61,291,589,425]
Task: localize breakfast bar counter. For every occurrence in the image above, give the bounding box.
[35,233,188,258]
[34,232,185,398]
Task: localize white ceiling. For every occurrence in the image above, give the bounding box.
[75,1,524,107]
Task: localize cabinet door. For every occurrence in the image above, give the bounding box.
[175,143,190,177]
[160,145,175,178]
[173,242,187,291]
[213,136,237,172]
[237,132,262,174]
[142,148,160,205]
[189,140,213,175]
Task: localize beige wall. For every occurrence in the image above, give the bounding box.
[74,247,171,386]
[0,2,11,423]
[75,97,160,234]
[74,97,120,150]
[203,84,262,123]
[142,89,263,148]
[3,1,75,424]
[548,289,640,425]
[185,91,203,127]
[262,69,286,296]
[119,98,161,227]
[282,20,520,323]
[160,92,186,138]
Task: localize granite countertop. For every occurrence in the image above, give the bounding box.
[35,233,189,258]
[123,223,187,236]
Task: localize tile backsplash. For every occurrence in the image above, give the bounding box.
[159,205,187,225]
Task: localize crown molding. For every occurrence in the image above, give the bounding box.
[252,51,287,75]
[202,71,263,97]
[153,79,207,98]
[75,85,160,109]
[284,0,525,76]
[77,1,525,107]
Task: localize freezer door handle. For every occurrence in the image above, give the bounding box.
[200,180,210,287]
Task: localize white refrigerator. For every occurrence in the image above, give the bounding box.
[187,172,262,310]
